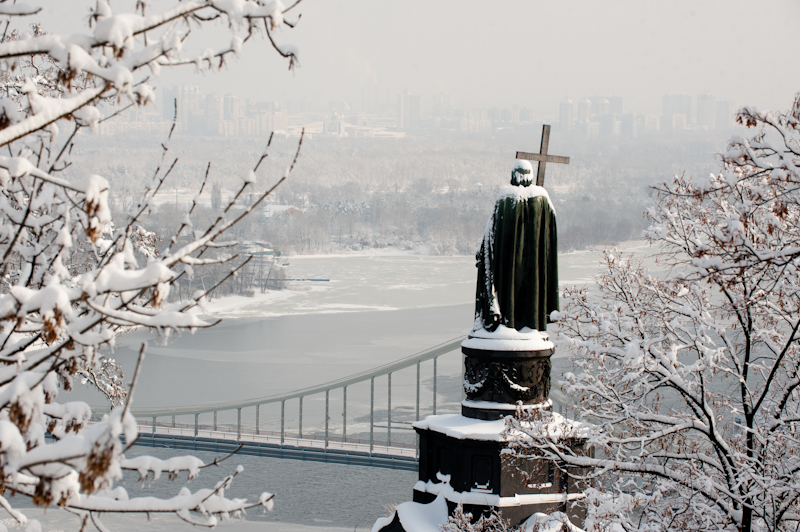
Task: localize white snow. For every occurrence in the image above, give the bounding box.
[371,493,449,532]
[463,326,554,352]
[413,479,585,507]
[496,184,555,211]
[462,399,553,412]
[413,414,507,441]
[371,479,585,532]
[521,512,586,532]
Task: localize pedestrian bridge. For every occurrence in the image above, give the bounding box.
[94,337,466,471]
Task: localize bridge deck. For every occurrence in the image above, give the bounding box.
[133,424,419,471]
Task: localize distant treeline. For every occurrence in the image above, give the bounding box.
[99,131,727,295]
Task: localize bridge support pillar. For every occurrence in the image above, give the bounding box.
[280,400,285,445]
[325,390,329,449]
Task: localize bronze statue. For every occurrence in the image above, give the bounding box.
[474,160,559,332]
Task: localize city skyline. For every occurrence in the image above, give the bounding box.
[102,84,740,139]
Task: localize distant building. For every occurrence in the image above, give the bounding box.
[590,97,610,116]
[671,113,688,131]
[397,90,421,129]
[323,114,346,136]
[579,120,599,138]
[518,108,534,123]
[577,98,591,123]
[223,94,241,121]
[559,99,573,132]
[644,114,661,133]
[598,114,620,136]
[608,96,624,115]
[263,205,303,220]
[662,93,691,132]
[461,109,491,133]
[697,93,716,130]
[273,109,289,132]
[162,85,202,129]
[716,100,734,130]
[620,114,637,138]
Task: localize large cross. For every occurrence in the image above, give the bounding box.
[516,124,570,187]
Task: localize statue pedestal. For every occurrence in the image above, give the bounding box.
[373,330,590,532]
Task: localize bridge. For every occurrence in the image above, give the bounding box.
[94,337,466,471]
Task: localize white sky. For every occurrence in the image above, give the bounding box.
[35,0,800,115]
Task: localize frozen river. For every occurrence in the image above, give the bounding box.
[68,245,640,409]
[52,242,658,531]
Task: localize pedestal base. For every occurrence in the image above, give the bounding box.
[372,412,587,532]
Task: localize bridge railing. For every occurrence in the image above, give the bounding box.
[93,336,465,455]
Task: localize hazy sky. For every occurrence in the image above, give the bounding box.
[37,1,800,116]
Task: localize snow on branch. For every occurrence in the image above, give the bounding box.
[0,1,306,529]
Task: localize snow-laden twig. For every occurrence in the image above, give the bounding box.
[0,1,305,528]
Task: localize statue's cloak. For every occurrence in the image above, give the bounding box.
[474,185,559,332]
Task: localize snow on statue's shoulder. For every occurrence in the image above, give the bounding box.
[496,184,555,211]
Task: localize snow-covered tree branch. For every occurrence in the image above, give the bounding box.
[0,0,304,529]
[506,94,800,532]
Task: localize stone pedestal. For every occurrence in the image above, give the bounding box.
[373,328,590,532]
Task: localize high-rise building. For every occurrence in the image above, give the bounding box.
[662,93,691,131]
[598,114,620,136]
[204,94,223,135]
[397,90,421,129]
[397,90,406,128]
[408,94,421,128]
[223,94,240,121]
[671,113,688,131]
[162,85,202,128]
[273,109,289,132]
[559,99,573,132]
[644,114,660,133]
[608,96,624,115]
[590,97,610,116]
[697,93,716,129]
[577,98,591,123]
[620,114,638,138]
[716,101,733,130]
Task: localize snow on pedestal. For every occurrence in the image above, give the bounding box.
[461,326,554,352]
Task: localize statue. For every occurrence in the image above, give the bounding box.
[474,160,559,333]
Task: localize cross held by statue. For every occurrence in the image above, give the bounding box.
[516,124,570,187]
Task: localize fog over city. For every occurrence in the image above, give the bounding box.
[37,0,800,111]
[23,1,793,301]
